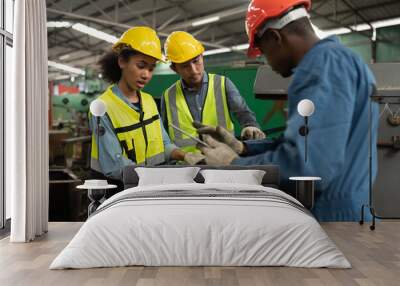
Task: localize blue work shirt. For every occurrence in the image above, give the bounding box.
[160,73,260,129]
[89,85,178,180]
[233,36,379,222]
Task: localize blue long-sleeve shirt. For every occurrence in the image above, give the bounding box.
[233,36,379,222]
[160,73,260,130]
[89,85,178,180]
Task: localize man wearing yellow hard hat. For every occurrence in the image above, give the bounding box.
[160,31,265,153]
[90,27,204,181]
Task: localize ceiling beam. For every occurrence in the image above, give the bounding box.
[47,8,230,49]
[119,0,151,26]
[162,3,248,32]
[157,12,182,31]
[340,0,374,30]
[87,0,114,21]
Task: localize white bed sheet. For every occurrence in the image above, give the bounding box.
[50,183,351,269]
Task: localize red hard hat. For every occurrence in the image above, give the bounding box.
[246,0,312,58]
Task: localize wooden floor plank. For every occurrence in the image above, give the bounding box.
[0,222,399,286]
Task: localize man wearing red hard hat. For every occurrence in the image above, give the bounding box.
[195,0,379,222]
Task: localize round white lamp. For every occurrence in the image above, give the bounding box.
[90,99,107,117]
[297,99,315,163]
[297,99,315,117]
[90,99,107,137]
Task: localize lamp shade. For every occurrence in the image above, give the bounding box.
[297,99,315,117]
[90,99,107,117]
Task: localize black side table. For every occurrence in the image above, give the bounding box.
[289,177,321,209]
[77,182,117,217]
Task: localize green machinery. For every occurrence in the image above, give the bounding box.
[52,92,96,123]
[52,79,105,125]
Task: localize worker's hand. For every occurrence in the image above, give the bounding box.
[241,126,266,140]
[193,121,244,154]
[183,152,206,165]
[197,135,238,166]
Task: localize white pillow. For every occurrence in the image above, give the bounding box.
[136,167,201,186]
[200,169,266,185]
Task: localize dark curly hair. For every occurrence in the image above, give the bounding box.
[98,47,139,83]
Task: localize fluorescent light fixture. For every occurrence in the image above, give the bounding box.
[47,21,72,28]
[203,44,249,56]
[232,43,249,51]
[47,22,118,44]
[59,54,70,60]
[372,17,400,29]
[48,60,86,75]
[72,23,118,44]
[192,16,220,27]
[313,16,400,38]
[50,74,72,81]
[203,47,232,56]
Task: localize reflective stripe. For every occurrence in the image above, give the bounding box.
[213,75,227,128]
[114,114,159,134]
[167,84,183,140]
[146,152,166,166]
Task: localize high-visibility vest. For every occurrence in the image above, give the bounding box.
[164,74,234,153]
[91,86,165,172]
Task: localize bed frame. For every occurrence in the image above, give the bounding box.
[122,165,280,189]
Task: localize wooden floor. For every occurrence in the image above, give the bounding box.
[0,222,399,286]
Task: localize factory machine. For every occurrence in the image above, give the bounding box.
[49,79,104,222]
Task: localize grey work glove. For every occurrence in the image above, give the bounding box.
[241,126,266,140]
[193,121,244,155]
[183,152,206,165]
[197,135,238,166]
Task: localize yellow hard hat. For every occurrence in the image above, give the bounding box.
[112,26,164,61]
[164,31,205,63]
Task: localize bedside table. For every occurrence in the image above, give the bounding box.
[77,182,117,217]
[289,177,321,209]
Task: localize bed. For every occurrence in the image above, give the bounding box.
[50,165,350,269]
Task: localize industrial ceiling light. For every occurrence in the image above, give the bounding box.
[52,74,72,81]
[192,16,220,27]
[203,43,249,56]
[372,17,400,29]
[203,47,232,56]
[48,60,86,75]
[231,43,249,51]
[46,21,118,44]
[47,21,71,28]
[71,23,118,44]
[313,16,400,38]
[59,54,70,60]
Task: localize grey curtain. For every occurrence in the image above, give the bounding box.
[8,0,49,242]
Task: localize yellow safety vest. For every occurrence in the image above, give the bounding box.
[91,86,165,172]
[164,73,234,153]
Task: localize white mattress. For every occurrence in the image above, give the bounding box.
[50,183,351,269]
